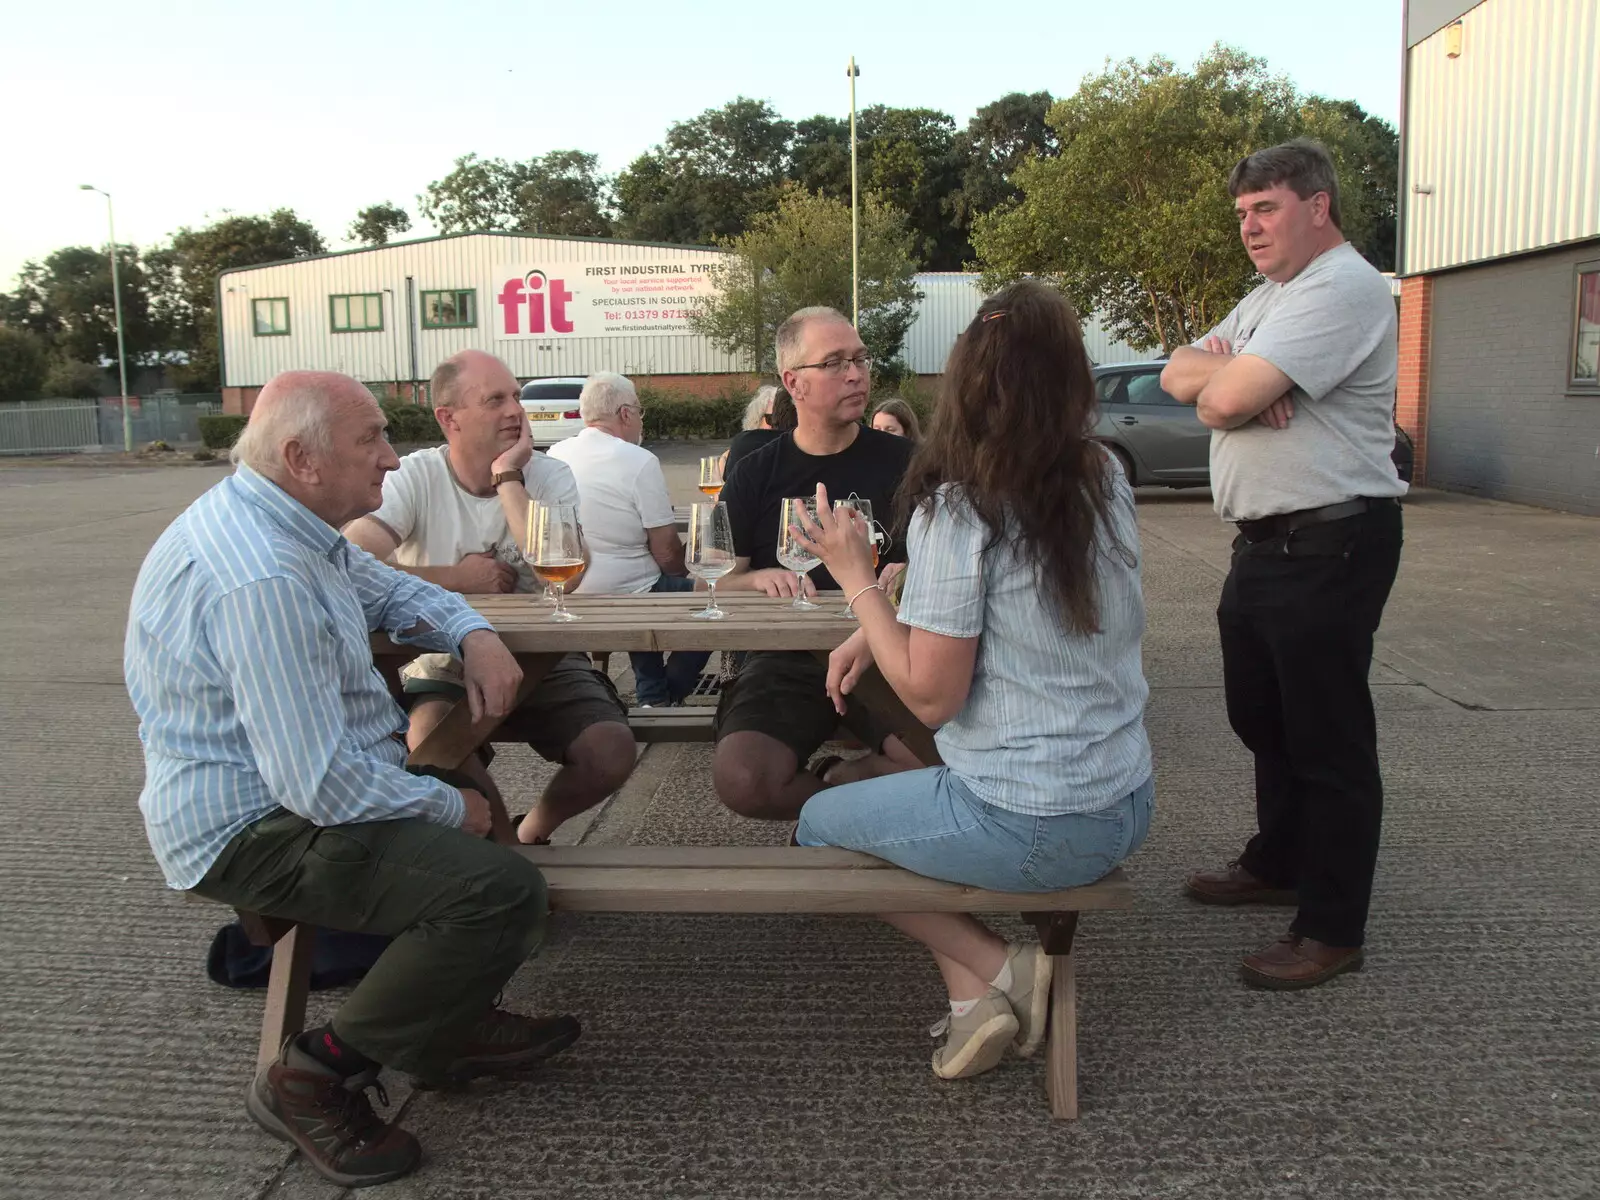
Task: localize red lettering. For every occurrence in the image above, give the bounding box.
[497,279,525,334]
[549,278,574,333]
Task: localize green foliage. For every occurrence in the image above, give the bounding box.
[42,359,104,398]
[152,209,326,390]
[949,92,1058,230]
[420,151,612,237]
[0,245,165,366]
[687,187,923,374]
[197,413,248,449]
[347,202,411,247]
[0,327,49,401]
[972,45,1399,354]
[615,99,795,245]
[380,401,441,444]
[635,387,752,440]
[192,447,217,461]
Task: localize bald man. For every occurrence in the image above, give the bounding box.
[125,371,580,1188]
[346,350,636,845]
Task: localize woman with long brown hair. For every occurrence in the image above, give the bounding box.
[790,280,1153,1081]
[869,396,921,441]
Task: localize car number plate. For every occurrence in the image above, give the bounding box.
[528,412,559,421]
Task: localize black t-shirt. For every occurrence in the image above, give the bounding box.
[724,428,783,479]
[722,427,915,591]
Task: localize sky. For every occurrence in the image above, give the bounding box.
[0,0,1405,288]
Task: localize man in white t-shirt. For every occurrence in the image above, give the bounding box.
[346,350,636,845]
[548,372,710,706]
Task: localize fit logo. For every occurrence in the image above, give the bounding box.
[498,270,575,335]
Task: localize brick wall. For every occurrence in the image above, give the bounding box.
[1425,239,1600,515]
[1397,276,1434,485]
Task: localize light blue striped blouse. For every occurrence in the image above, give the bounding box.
[124,466,493,889]
[897,469,1152,816]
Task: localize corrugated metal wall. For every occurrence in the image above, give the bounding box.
[903,274,1148,372]
[1403,0,1600,275]
[220,235,743,387]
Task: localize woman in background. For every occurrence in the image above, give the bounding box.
[869,397,921,441]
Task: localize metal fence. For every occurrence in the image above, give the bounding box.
[0,395,223,457]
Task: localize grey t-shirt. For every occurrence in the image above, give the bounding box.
[896,468,1153,817]
[1204,242,1406,522]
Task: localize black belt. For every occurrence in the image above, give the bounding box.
[1235,497,1395,543]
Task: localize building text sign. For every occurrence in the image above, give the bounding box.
[493,260,719,340]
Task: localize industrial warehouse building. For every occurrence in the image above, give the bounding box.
[216,233,1141,413]
[1397,0,1599,514]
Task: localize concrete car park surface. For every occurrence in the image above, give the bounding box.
[0,443,1595,1199]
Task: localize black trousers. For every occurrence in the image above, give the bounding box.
[1218,502,1403,947]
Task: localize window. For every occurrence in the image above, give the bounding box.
[1572,263,1599,390]
[1094,373,1129,405]
[252,297,290,336]
[1125,371,1182,405]
[421,288,476,329]
[330,293,384,333]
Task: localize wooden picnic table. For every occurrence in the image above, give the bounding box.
[373,591,942,780]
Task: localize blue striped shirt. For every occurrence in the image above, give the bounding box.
[896,468,1152,816]
[125,465,494,889]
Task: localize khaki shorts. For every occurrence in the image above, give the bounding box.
[403,652,627,764]
[712,650,893,765]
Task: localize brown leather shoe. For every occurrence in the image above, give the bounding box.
[1184,860,1298,906]
[1240,934,1364,990]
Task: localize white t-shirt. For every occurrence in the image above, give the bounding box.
[370,444,580,595]
[547,427,677,594]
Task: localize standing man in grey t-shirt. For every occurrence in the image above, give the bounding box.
[1161,139,1405,990]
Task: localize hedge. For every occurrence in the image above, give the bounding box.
[198,414,248,449]
[381,401,440,444]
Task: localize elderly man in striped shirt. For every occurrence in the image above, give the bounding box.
[124,371,579,1189]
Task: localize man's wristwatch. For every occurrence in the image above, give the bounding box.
[491,470,523,488]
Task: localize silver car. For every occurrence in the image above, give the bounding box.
[1091,362,1210,488]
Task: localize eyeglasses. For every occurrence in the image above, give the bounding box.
[791,353,873,377]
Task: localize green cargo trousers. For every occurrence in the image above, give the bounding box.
[192,808,547,1080]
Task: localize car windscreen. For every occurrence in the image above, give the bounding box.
[521,384,583,401]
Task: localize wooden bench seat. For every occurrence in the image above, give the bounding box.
[624,707,716,743]
[226,846,1130,1119]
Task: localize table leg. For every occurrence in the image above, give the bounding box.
[811,653,943,767]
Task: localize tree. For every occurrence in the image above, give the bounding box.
[149,209,325,389]
[973,46,1398,353]
[418,151,612,237]
[614,98,793,244]
[43,359,105,398]
[1300,98,1398,272]
[951,91,1058,227]
[788,116,851,199]
[347,202,411,247]
[856,106,969,270]
[0,327,48,401]
[688,186,922,376]
[0,245,165,366]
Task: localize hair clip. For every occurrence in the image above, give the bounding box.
[980,310,1008,322]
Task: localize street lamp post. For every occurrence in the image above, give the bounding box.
[80,185,132,452]
[847,57,860,328]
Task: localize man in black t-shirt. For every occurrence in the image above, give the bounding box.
[713,307,919,822]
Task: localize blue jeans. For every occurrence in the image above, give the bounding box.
[630,575,713,706]
[796,769,1155,892]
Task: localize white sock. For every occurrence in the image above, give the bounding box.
[990,952,1015,994]
[949,995,981,1018]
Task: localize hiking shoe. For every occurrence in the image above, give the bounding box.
[246,1040,420,1189]
[929,990,1019,1080]
[423,1005,582,1086]
[1000,942,1054,1059]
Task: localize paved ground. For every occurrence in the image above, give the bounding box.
[1,443,1596,1199]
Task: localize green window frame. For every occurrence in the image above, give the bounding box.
[252,297,290,337]
[330,292,384,333]
[421,288,477,329]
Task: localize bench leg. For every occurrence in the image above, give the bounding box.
[1046,947,1078,1119]
[257,924,315,1072]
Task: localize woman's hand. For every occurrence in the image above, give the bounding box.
[826,628,875,715]
[790,483,878,594]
